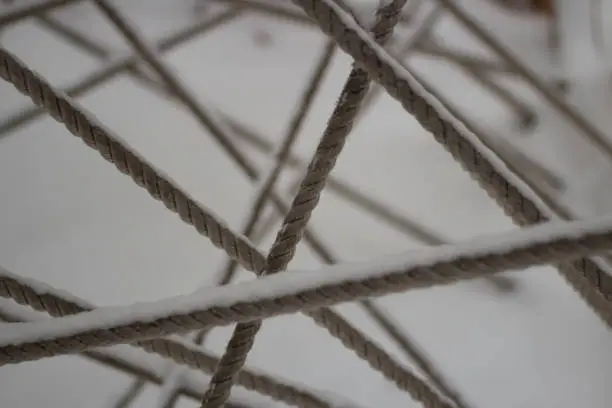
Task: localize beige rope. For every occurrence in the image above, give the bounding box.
[0,43,452,408]
[0,307,255,408]
[4,213,612,364]
[0,47,266,275]
[0,273,331,408]
[200,40,337,407]
[201,2,423,408]
[216,40,336,286]
[291,0,612,328]
[84,2,450,405]
[93,0,259,180]
[5,3,612,408]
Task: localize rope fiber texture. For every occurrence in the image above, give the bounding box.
[0,272,331,408]
[3,1,612,408]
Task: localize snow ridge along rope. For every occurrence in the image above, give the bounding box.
[291,0,612,329]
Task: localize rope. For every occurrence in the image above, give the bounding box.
[216,39,336,286]
[0,0,84,26]
[200,39,337,406]
[4,3,611,407]
[201,2,425,408]
[0,52,266,275]
[4,213,612,365]
[0,272,331,408]
[0,42,451,408]
[0,304,258,408]
[291,0,612,329]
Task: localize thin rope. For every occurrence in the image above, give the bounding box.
[216,39,336,286]
[201,2,422,408]
[0,8,244,140]
[291,0,612,329]
[4,214,612,362]
[2,305,258,408]
[0,43,453,408]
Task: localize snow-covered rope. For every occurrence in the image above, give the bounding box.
[0,268,332,408]
[291,0,612,329]
[201,2,429,408]
[3,214,612,363]
[0,40,451,408]
[0,0,84,26]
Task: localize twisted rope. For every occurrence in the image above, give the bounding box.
[0,272,331,408]
[0,50,266,274]
[291,0,612,328]
[201,3,423,408]
[4,4,610,408]
[200,39,337,407]
[0,44,451,408]
[3,214,612,363]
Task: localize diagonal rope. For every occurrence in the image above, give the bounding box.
[0,48,266,274]
[86,2,451,405]
[216,39,336,286]
[291,0,612,330]
[0,42,453,408]
[92,0,259,179]
[200,2,422,408]
[0,269,333,408]
[4,213,612,362]
[0,0,84,26]
[0,306,256,408]
[0,7,244,140]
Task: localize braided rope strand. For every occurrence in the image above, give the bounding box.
[4,214,612,364]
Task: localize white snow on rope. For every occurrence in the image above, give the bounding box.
[315,0,559,222]
[0,265,94,310]
[2,213,612,348]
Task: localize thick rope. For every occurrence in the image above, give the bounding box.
[0,273,331,408]
[0,49,266,274]
[201,3,421,408]
[291,0,612,329]
[4,214,612,362]
[0,44,454,408]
